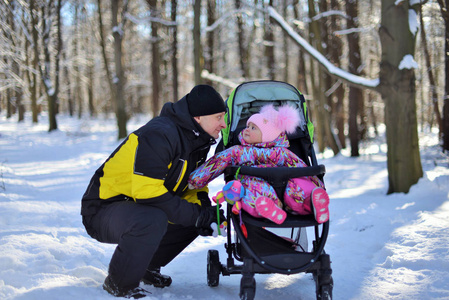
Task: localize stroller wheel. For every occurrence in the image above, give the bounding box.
[207,250,221,287]
[314,254,333,300]
[239,277,256,300]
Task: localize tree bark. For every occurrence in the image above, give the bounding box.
[264,0,275,80]
[346,0,364,156]
[97,0,116,110]
[419,5,443,136]
[147,0,162,115]
[235,0,248,79]
[204,0,216,86]
[111,0,128,139]
[171,0,179,101]
[437,0,449,151]
[193,0,202,85]
[38,2,58,131]
[379,0,422,193]
[30,0,39,123]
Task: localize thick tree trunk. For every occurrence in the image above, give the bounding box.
[379,0,422,193]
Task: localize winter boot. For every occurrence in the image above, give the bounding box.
[311,187,330,223]
[103,275,149,299]
[141,267,172,288]
[255,196,287,224]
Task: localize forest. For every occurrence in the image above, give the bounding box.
[0,0,448,194]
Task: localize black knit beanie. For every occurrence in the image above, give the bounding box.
[186,85,226,117]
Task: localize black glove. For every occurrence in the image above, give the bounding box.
[196,206,226,236]
[197,191,211,208]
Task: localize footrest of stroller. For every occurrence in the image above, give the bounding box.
[241,211,319,228]
[258,252,316,271]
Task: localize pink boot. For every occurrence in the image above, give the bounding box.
[255,196,287,224]
[311,187,329,223]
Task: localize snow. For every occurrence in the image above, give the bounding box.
[409,9,419,36]
[398,54,419,70]
[1,114,448,300]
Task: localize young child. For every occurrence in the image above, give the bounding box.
[188,104,330,224]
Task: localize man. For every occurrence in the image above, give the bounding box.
[81,85,227,298]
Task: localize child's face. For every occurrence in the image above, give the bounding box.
[242,122,262,144]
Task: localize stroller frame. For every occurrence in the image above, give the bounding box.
[206,81,333,300]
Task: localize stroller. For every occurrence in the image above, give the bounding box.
[206,81,333,300]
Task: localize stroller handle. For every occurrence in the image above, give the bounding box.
[225,165,326,184]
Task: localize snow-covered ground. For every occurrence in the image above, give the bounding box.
[1,113,448,299]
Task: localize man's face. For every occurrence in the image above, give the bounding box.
[242,122,262,144]
[194,112,226,139]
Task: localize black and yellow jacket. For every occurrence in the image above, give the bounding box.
[81,96,216,227]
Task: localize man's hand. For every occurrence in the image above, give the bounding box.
[196,206,226,236]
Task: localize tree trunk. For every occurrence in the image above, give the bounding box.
[379,0,422,193]
[330,0,346,149]
[30,0,39,123]
[235,0,248,79]
[292,2,309,95]
[282,0,288,82]
[171,0,179,101]
[346,0,364,156]
[7,1,25,122]
[147,0,161,115]
[204,0,216,86]
[97,0,116,111]
[111,0,127,139]
[437,0,449,151]
[419,6,443,136]
[39,2,58,131]
[193,0,202,85]
[307,0,339,155]
[265,0,275,80]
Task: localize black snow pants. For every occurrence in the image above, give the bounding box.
[83,200,199,290]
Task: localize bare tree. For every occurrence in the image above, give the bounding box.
[419,4,443,137]
[35,0,62,131]
[111,0,129,139]
[235,0,248,79]
[437,0,449,151]
[264,0,275,80]
[204,0,216,86]
[171,0,179,101]
[346,0,365,156]
[193,0,202,85]
[147,0,162,114]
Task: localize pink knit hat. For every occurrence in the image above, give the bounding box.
[247,104,301,143]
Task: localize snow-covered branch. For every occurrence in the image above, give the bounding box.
[125,12,177,27]
[201,70,241,89]
[268,7,380,91]
[205,9,253,32]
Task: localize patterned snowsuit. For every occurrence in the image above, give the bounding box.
[188,131,325,218]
